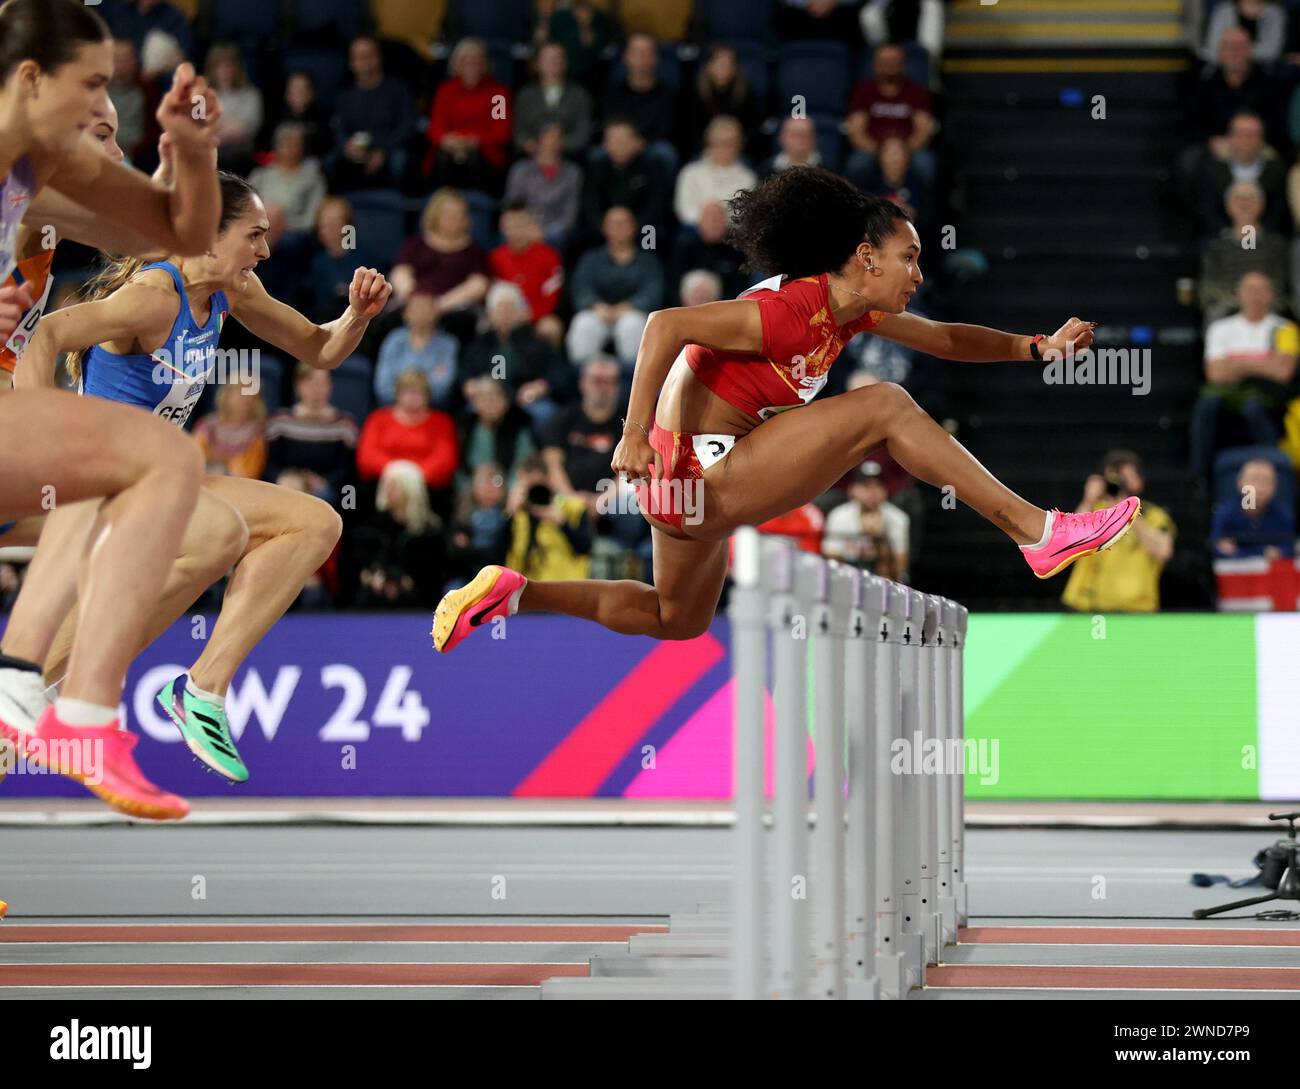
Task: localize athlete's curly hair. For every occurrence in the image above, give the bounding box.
[728,166,911,279]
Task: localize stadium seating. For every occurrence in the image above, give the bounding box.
[776,41,852,116]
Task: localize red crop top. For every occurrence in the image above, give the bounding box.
[684,272,885,421]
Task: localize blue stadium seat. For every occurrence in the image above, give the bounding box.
[1213,447,1296,516]
[860,41,933,88]
[703,0,776,42]
[211,0,282,43]
[776,41,851,116]
[343,190,408,268]
[290,0,366,40]
[454,0,530,40]
[330,354,375,422]
[483,38,516,88]
[607,43,684,92]
[462,189,500,251]
[809,112,844,173]
[253,352,286,414]
[728,41,769,103]
[284,48,349,112]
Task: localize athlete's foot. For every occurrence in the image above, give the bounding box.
[20,706,189,821]
[156,674,248,783]
[1020,496,1141,579]
[432,566,527,653]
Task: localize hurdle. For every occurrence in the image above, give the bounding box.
[541,528,968,999]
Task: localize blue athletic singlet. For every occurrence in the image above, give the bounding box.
[0,155,35,284]
[80,262,228,429]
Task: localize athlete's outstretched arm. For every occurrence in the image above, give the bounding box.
[230,268,392,370]
[14,287,176,390]
[872,311,1095,362]
[43,64,221,257]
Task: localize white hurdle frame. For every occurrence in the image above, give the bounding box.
[729,529,969,1000]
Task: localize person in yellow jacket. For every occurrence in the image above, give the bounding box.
[1062,450,1176,613]
[505,456,593,581]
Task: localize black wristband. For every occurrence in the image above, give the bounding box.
[1028,335,1046,362]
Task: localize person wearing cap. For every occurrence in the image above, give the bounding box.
[823,459,910,582]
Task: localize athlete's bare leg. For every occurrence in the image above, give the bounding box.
[0,391,203,706]
[181,476,341,695]
[41,489,249,687]
[516,382,1044,638]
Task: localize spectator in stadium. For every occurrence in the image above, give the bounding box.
[604,33,679,175]
[458,377,539,491]
[260,71,333,161]
[671,200,746,300]
[1212,458,1296,559]
[1189,27,1283,148]
[459,282,572,432]
[489,205,566,344]
[1191,272,1300,478]
[845,42,937,189]
[776,0,864,41]
[1061,451,1175,613]
[1202,0,1286,66]
[205,42,263,175]
[1199,181,1290,324]
[674,116,757,231]
[391,189,492,342]
[354,460,444,609]
[861,0,945,58]
[249,124,327,237]
[1194,111,1287,237]
[265,365,359,509]
[108,38,157,164]
[684,45,760,152]
[504,122,584,251]
[536,0,612,87]
[356,370,459,510]
[102,0,194,62]
[863,136,935,234]
[330,34,416,191]
[306,196,360,323]
[426,37,513,195]
[442,463,511,594]
[540,355,623,501]
[505,455,594,581]
[755,504,827,555]
[567,206,665,369]
[513,42,593,158]
[581,118,672,245]
[823,460,910,582]
[758,117,823,179]
[679,269,724,308]
[374,292,459,410]
[138,26,184,83]
[193,383,268,481]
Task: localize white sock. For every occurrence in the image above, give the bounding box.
[507,579,527,616]
[185,676,226,707]
[54,697,118,728]
[1022,510,1054,551]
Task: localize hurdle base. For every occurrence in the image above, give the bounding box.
[845,975,881,1001]
[874,951,906,1000]
[921,910,943,965]
[938,895,958,946]
[899,931,925,990]
[955,881,969,928]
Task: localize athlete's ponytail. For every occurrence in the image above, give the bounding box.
[65,257,149,383]
[0,0,110,84]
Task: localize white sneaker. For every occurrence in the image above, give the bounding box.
[0,666,53,738]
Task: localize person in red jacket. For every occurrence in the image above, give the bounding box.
[489,204,565,345]
[357,370,460,515]
[426,38,512,195]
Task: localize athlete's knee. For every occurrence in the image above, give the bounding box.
[303,496,343,555]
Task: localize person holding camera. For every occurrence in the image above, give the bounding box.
[504,455,594,581]
[1061,450,1176,613]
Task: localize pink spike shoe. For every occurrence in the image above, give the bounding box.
[1020,496,1141,579]
[432,565,528,653]
[20,706,189,821]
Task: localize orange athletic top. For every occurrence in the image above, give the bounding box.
[0,249,56,374]
[684,272,885,422]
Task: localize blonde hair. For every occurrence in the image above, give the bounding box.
[216,382,267,424]
[376,459,434,534]
[394,368,431,401]
[420,187,467,237]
